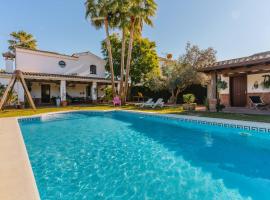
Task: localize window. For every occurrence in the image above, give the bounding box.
[90,65,97,74]
[59,60,66,68]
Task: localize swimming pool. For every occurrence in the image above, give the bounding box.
[19,111,270,200]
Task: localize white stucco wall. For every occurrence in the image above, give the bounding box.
[67,84,87,98]
[219,75,230,94]
[15,48,106,78]
[30,82,60,99]
[0,77,9,86]
[0,78,24,102]
[217,73,270,95]
[247,73,270,93]
[74,53,106,78]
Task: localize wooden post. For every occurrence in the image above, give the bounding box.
[0,70,36,110]
[208,72,217,111]
[16,71,36,110]
[0,74,16,110]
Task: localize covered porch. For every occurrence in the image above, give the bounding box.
[200,51,270,110]
[6,72,120,107]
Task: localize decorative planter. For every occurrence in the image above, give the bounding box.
[183,103,197,111]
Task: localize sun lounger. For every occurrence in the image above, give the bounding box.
[249,96,269,110]
[152,98,165,108]
[140,98,154,108]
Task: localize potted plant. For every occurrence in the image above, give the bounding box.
[261,75,270,89]
[182,94,196,111]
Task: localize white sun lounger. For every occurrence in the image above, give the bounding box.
[152,98,165,108]
[140,98,154,108]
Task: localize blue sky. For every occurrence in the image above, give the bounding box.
[1,0,270,69]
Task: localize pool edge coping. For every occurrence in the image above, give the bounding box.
[0,117,40,200]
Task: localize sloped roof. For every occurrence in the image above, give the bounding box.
[0,71,117,82]
[199,51,270,72]
[15,47,79,58]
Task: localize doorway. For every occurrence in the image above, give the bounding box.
[230,75,247,107]
[41,84,51,103]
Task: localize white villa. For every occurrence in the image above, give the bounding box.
[0,48,120,106]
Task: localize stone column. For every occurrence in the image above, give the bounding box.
[60,80,67,106]
[208,72,217,111]
[91,82,97,102]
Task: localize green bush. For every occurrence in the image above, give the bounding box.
[216,99,225,112]
[183,94,195,104]
[104,87,113,101]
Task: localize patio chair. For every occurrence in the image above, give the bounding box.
[152,98,165,108]
[113,96,121,106]
[140,98,154,108]
[249,96,269,110]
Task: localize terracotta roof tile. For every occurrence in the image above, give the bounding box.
[199,51,270,72]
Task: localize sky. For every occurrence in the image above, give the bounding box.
[1,0,270,69]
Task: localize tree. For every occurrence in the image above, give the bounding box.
[123,0,157,103]
[101,34,160,84]
[8,31,37,52]
[109,0,131,99]
[146,43,216,104]
[85,0,118,97]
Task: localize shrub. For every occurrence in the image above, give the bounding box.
[183,94,195,104]
[216,99,225,112]
[104,87,113,101]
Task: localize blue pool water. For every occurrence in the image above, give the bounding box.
[19,111,270,200]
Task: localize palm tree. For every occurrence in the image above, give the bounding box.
[85,0,118,97]
[111,0,131,100]
[123,0,157,103]
[8,31,37,52]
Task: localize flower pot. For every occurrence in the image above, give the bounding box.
[183,103,196,111]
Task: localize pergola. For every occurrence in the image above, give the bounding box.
[198,51,270,110]
[0,70,36,110]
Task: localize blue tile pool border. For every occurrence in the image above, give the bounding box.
[18,110,270,134]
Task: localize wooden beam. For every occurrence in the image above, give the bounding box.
[219,64,270,75]
[16,71,36,110]
[0,74,16,110]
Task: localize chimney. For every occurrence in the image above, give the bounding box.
[2,52,15,73]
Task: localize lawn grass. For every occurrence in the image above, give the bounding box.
[1,104,270,123]
[0,104,184,118]
[179,111,270,123]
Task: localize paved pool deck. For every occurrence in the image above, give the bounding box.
[0,117,40,200]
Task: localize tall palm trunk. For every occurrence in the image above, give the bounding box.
[104,18,116,97]
[123,17,135,103]
[119,28,126,100]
